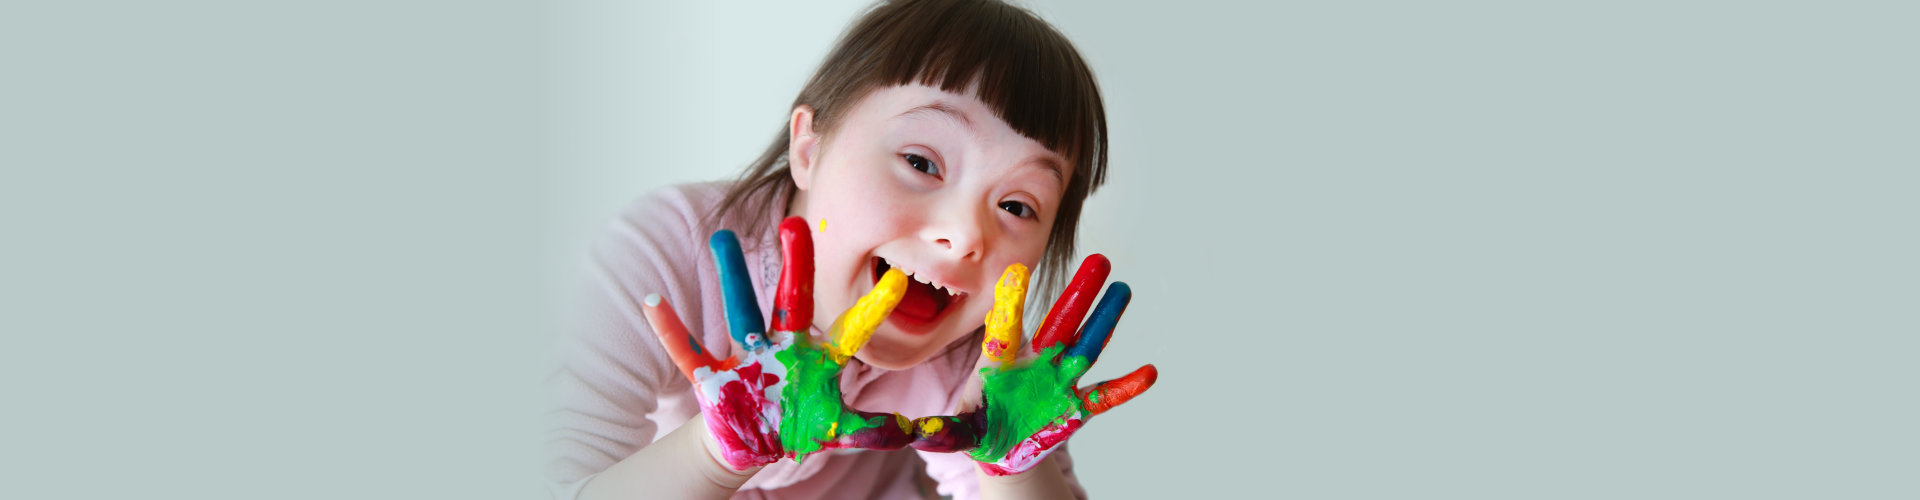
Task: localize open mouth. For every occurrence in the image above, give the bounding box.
[872,256,967,332]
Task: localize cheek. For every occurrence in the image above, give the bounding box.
[802,171,918,295]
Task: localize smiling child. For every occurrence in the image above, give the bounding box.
[548,1,1129,498]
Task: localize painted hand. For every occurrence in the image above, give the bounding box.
[909,255,1159,476]
[641,217,918,471]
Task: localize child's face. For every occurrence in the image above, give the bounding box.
[788,83,1069,371]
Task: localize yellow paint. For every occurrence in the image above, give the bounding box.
[826,269,907,364]
[818,218,826,233]
[982,263,1029,367]
[827,421,839,438]
[918,417,944,435]
[894,413,912,434]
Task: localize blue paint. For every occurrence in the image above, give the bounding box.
[710,230,767,351]
[1065,281,1129,367]
[687,332,705,356]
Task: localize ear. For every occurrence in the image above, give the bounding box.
[787,105,820,191]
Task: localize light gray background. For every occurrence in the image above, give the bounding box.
[3,0,1913,498]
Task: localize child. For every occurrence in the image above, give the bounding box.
[548,1,1149,498]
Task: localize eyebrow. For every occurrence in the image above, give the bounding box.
[1029,157,1065,185]
[897,101,974,129]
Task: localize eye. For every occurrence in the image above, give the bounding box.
[998,200,1036,219]
[903,154,941,177]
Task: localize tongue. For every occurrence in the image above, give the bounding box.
[894,279,940,320]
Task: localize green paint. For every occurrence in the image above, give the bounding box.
[971,345,1087,462]
[776,341,878,460]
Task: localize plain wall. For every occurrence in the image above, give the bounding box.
[4,0,1914,498]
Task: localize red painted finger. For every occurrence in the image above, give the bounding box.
[773,216,814,332]
[1030,254,1110,358]
[642,293,727,382]
[1076,364,1157,417]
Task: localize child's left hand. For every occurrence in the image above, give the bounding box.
[909,255,1159,476]
[642,217,918,471]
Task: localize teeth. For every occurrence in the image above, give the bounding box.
[879,257,964,296]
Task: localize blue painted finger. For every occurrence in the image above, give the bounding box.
[710,230,768,351]
[1064,281,1130,367]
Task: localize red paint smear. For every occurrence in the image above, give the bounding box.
[705,361,783,469]
[1079,364,1156,416]
[979,418,1083,476]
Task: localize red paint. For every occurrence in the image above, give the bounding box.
[1077,364,1157,416]
[1030,254,1110,357]
[978,418,1083,476]
[983,337,1013,360]
[707,360,784,468]
[773,217,813,332]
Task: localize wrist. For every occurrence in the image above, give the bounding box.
[688,414,762,488]
[975,455,1073,499]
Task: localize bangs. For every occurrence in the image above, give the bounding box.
[849,0,1107,189]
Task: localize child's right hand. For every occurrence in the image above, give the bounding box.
[641,217,917,471]
[907,255,1159,476]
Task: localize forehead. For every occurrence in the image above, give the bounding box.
[845,84,1069,185]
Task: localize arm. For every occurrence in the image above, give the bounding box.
[548,190,715,498]
[976,455,1075,500]
[577,413,758,500]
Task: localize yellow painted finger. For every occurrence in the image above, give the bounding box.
[982,263,1029,368]
[825,268,908,364]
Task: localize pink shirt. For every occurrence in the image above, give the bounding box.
[546,182,1085,499]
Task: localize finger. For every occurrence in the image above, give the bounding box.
[981,263,1029,368]
[641,293,726,381]
[908,411,983,453]
[710,230,769,351]
[1063,281,1130,371]
[1076,364,1157,417]
[827,411,916,451]
[772,217,814,333]
[824,268,907,364]
[1030,254,1110,358]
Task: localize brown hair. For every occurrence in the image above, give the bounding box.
[709,0,1109,308]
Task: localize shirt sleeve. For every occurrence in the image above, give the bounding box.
[917,446,1088,500]
[545,187,710,499]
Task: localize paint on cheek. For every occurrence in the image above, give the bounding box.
[970,344,1085,462]
[818,218,826,233]
[775,343,881,460]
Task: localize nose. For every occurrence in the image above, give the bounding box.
[923,200,987,262]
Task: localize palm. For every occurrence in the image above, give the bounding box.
[910,255,1159,475]
[642,217,915,470]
